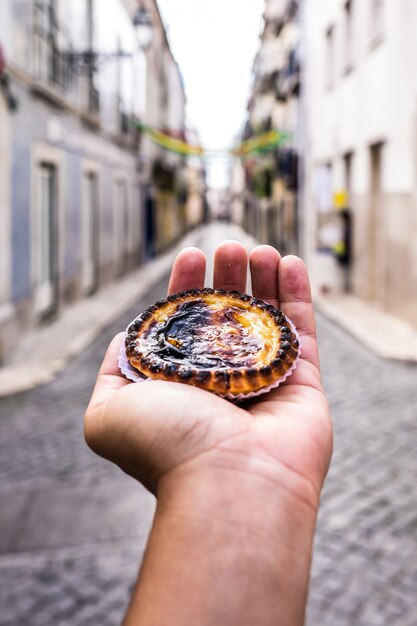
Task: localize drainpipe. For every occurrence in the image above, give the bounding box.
[296,0,306,259]
[0,43,18,111]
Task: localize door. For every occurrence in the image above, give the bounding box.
[344,152,353,201]
[343,152,354,293]
[0,86,11,306]
[369,143,383,302]
[129,182,143,265]
[81,172,98,294]
[114,180,128,275]
[34,163,58,315]
[144,189,156,259]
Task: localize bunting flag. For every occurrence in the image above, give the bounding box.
[232,130,292,157]
[136,121,204,157]
[134,121,291,158]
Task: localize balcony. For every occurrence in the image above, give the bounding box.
[32,3,100,121]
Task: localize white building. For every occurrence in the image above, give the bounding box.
[234,0,300,253]
[0,7,13,348]
[138,2,190,253]
[304,0,417,327]
[0,0,188,362]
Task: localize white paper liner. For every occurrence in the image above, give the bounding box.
[118,313,149,384]
[118,313,301,401]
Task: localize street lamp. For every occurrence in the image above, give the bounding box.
[133,6,154,51]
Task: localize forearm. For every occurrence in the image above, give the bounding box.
[123,466,318,626]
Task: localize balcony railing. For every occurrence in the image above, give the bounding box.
[275,49,300,100]
[33,29,76,92]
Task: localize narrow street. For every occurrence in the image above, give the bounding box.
[2,0,417,623]
[0,225,416,626]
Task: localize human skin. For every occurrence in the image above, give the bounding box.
[84,242,333,626]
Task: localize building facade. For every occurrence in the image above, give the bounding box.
[0,8,14,354]
[0,0,188,362]
[304,0,417,327]
[184,128,207,228]
[232,0,300,254]
[140,3,190,255]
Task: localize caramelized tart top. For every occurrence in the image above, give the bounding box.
[125,289,300,398]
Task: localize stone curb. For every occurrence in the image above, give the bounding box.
[0,224,257,397]
[0,228,204,397]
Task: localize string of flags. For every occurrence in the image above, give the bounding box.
[136,122,205,157]
[231,129,292,157]
[134,121,292,159]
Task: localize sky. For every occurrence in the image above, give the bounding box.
[157,0,264,188]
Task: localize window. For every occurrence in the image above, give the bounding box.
[343,0,354,72]
[34,0,56,41]
[325,26,335,90]
[33,0,75,90]
[370,0,384,46]
[34,163,58,315]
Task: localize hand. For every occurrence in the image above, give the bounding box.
[85,242,333,626]
[85,242,332,509]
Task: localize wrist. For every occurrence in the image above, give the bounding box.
[141,461,318,626]
[158,444,320,518]
[157,455,319,561]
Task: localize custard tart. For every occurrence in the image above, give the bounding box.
[124,289,300,400]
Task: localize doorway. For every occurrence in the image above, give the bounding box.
[34,162,58,316]
[114,179,128,276]
[81,172,99,295]
[0,92,11,307]
[369,142,384,302]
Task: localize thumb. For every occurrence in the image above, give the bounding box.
[84,332,130,451]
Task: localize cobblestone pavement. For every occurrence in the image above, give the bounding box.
[0,279,164,626]
[1,227,417,625]
[306,321,417,626]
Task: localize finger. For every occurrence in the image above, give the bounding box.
[213,241,248,292]
[278,256,320,369]
[249,245,281,307]
[168,247,206,295]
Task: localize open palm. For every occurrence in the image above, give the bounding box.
[85,242,332,508]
